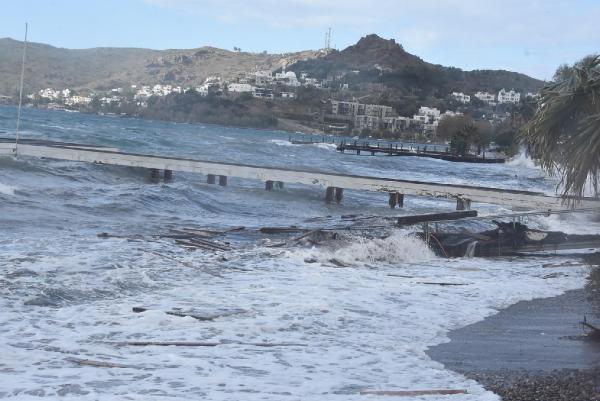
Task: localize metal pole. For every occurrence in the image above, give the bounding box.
[15,22,28,156]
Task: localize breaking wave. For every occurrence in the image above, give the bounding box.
[290,231,436,266]
[508,149,538,169]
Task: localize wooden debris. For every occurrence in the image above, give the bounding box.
[260,226,313,234]
[360,389,468,396]
[65,356,134,368]
[581,316,600,339]
[114,341,307,347]
[386,274,416,279]
[175,238,231,251]
[292,229,323,243]
[328,258,350,268]
[397,211,477,226]
[132,307,243,321]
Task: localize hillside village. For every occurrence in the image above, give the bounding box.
[25,68,538,140]
[3,34,543,145]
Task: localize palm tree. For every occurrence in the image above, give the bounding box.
[521,55,600,200]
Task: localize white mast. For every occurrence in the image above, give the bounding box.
[15,22,28,156]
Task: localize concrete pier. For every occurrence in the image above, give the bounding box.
[163,169,173,182]
[207,174,216,184]
[3,140,599,211]
[218,175,228,186]
[265,180,274,190]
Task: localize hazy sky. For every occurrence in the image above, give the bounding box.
[3,0,599,80]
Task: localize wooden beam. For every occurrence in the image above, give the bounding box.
[397,210,478,226]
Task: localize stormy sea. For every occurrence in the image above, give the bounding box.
[0,105,596,400]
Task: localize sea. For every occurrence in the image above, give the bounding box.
[0,105,596,400]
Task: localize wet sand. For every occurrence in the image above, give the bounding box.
[428,267,600,400]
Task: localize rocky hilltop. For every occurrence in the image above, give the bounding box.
[291,34,543,96]
[0,38,322,95]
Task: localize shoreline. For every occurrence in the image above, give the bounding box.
[428,264,600,400]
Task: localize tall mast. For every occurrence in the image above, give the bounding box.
[15,22,28,155]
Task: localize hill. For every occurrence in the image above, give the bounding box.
[0,38,322,96]
[290,34,544,96]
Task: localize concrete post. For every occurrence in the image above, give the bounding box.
[456,197,471,211]
[218,175,228,186]
[335,187,343,203]
[398,193,405,208]
[265,180,274,191]
[207,174,216,184]
[163,169,173,182]
[149,168,160,183]
[389,192,398,208]
[276,181,284,189]
[325,186,335,203]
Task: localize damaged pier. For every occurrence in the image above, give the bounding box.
[2,138,599,211]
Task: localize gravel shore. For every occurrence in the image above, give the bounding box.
[467,367,600,401]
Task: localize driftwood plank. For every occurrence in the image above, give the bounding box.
[360,389,468,396]
[65,356,134,368]
[260,227,311,234]
[132,307,244,321]
[114,341,307,347]
[397,211,477,226]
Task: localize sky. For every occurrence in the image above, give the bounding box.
[2,0,599,80]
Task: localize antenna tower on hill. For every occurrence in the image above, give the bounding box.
[325,28,332,50]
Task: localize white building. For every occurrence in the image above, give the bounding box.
[497,89,521,104]
[253,87,274,99]
[274,71,300,87]
[451,92,470,104]
[474,91,496,105]
[228,83,255,93]
[417,106,441,123]
[280,91,296,99]
[65,95,92,106]
[39,88,60,100]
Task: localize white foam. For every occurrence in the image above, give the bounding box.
[289,230,436,266]
[507,149,539,170]
[0,181,16,195]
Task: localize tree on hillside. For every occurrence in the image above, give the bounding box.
[521,55,600,199]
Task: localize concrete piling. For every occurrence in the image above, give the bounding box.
[325,186,335,203]
[149,168,160,183]
[389,192,398,209]
[207,174,216,184]
[276,181,284,189]
[265,180,274,191]
[398,193,405,208]
[456,197,471,211]
[218,175,228,186]
[163,169,173,182]
[335,187,344,203]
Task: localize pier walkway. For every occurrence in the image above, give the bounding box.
[1,138,598,211]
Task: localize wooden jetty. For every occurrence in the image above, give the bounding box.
[1,138,598,211]
[337,141,505,163]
